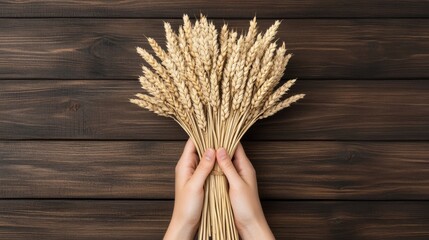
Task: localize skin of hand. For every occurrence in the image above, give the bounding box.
[164,139,216,240]
[216,144,275,240]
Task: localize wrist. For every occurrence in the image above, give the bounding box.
[238,217,275,240]
[164,215,198,240]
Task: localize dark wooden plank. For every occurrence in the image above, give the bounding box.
[1,19,429,79]
[0,200,428,239]
[1,80,428,140]
[1,1,429,18]
[1,141,429,199]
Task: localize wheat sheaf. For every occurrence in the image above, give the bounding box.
[131,13,305,240]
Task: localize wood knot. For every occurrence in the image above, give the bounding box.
[68,101,80,112]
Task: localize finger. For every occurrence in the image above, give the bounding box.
[234,142,248,160]
[188,148,216,189]
[176,138,198,169]
[233,143,256,184]
[182,138,198,160]
[176,139,198,188]
[216,148,243,186]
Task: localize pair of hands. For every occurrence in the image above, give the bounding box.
[164,139,275,240]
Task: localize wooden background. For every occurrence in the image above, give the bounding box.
[1,1,429,239]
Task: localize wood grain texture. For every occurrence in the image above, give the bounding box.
[1,19,429,79]
[0,200,428,239]
[1,141,428,200]
[1,0,429,18]
[0,2,428,239]
[1,80,428,140]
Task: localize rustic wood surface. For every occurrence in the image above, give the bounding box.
[0,1,428,239]
[1,141,429,200]
[0,200,428,240]
[0,19,429,79]
[0,1,429,18]
[1,80,428,140]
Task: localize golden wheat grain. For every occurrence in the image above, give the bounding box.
[255,42,277,89]
[245,16,258,50]
[200,18,213,75]
[190,87,207,130]
[220,72,231,121]
[267,42,287,79]
[163,57,193,111]
[137,74,160,98]
[147,37,168,62]
[210,61,220,111]
[165,22,188,81]
[229,36,244,96]
[216,24,229,83]
[246,34,265,96]
[134,93,174,113]
[260,94,306,119]
[226,30,237,57]
[251,74,277,110]
[266,44,291,90]
[209,22,219,64]
[129,96,172,117]
[136,47,176,95]
[264,79,297,109]
[178,26,203,101]
[191,22,211,105]
[183,14,198,61]
[231,39,247,111]
[263,54,293,107]
[239,36,263,113]
[220,31,238,121]
[262,20,281,45]
[138,44,182,109]
[178,26,195,71]
[248,20,281,91]
[192,15,209,71]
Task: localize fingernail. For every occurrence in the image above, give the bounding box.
[217,148,228,160]
[205,148,215,161]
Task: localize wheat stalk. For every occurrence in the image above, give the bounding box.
[131,14,305,240]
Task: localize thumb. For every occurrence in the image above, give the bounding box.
[188,148,216,189]
[216,148,243,186]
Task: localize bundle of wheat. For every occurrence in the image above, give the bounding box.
[130,13,305,240]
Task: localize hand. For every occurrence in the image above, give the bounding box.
[164,139,215,240]
[216,144,275,240]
